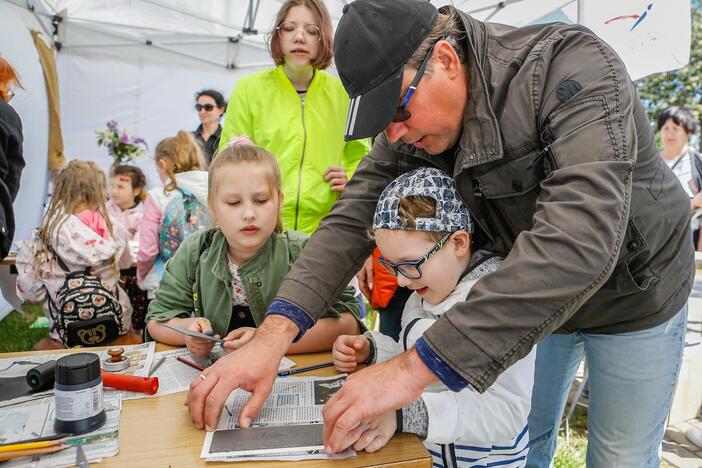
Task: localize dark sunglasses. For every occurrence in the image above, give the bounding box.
[377,233,451,279]
[195,103,216,112]
[392,44,435,123]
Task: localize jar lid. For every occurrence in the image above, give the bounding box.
[55,353,101,385]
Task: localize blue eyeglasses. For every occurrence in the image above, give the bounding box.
[378,233,451,279]
[392,44,435,123]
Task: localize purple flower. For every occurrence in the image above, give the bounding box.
[107,120,118,130]
[132,137,147,147]
[120,133,129,144]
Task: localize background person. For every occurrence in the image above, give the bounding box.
[137,131,208,297]
[218,0,369,235]
[0,56,25,259]
[108,164,149,332]
[193,89,226,164]
[657,106,702,249]
[16,160,133,349]
[186,2,692,467]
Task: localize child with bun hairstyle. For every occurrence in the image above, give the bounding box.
[146,143,362,357]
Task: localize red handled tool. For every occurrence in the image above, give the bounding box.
[101,370,159,395]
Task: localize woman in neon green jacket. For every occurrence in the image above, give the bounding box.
[219,0,370,234]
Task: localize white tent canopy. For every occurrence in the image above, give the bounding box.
[0,0,690,317]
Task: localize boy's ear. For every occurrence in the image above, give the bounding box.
[451,230,471,257]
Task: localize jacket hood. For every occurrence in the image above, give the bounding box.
[174,171,209,205]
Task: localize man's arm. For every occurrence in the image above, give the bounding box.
[268,134,403,333]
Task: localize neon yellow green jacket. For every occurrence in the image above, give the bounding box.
[220,66,370,234]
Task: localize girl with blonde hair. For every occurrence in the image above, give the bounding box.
[146,143,361,360]
[137,130,209,297]
[16,160,133,349]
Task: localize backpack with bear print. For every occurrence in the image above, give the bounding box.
[48,251,124,347]
[159,188,212,262]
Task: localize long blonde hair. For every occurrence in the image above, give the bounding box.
[154,130,205,193]
[208,144,284,233]
[39,160,113,255]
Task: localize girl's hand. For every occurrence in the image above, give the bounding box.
[692,192,702,209]
[186,318,218,358]
[333,335,370,373]
[353,411,397,453]
[323,165,348,193]
[222,327,256,351]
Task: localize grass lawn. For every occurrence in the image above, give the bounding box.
[0,303,49,353]
[554,406,588,468]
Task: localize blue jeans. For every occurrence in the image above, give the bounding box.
[526,304,687,468]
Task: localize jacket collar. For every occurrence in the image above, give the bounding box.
[208,230,274,283]
[448,6,504,171]
[384,8,504,173]
[274,65,319,95]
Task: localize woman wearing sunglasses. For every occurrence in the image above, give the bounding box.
[218,0,369,235]
[193,89,226,164]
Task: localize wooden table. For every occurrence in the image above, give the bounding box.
[2,346,431,467]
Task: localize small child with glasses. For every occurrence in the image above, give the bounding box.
[332,167,536,468]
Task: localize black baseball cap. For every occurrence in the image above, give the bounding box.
[335,0,438,141]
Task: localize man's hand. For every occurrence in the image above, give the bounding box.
[186,315,298,430]
[356,255,373,301]
[322,348,437,453]
[332,335,370,373]
[354,411,397,453]
[323,165,348,192]
[186,317,217,358]
[222,327,256,351]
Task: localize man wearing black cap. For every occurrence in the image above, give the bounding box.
[187,1,692,466]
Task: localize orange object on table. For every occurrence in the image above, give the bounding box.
[101,370,159,395]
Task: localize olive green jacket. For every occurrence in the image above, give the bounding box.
[146,229,361,337]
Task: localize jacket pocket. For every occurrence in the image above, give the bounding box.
[615,219,659,292]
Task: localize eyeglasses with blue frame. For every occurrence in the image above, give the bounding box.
[377,232,451,279]
[392,43,436,123]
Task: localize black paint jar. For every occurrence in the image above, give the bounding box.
[54,353,106,435]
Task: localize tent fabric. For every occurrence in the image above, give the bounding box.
[31,30,65,171]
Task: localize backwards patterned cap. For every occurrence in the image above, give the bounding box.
[372,167,473,233]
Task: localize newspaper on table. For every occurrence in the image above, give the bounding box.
[0,343,295,404]
[116,347,295,399]
[0,394,122,468]
[0,342,155,407]
[201,374,355,462]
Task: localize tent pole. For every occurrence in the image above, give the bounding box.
[576,0,584,24]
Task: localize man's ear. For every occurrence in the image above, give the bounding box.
[435,40,461,78]
[451,230,471,257]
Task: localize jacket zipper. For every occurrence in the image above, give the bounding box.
[469,178,496,244]
[294,95,307,230]
[539,120,558,172]
[475,178,517,245]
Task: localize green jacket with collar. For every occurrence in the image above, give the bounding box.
[145,228,361,338]
[219,65,370,234]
